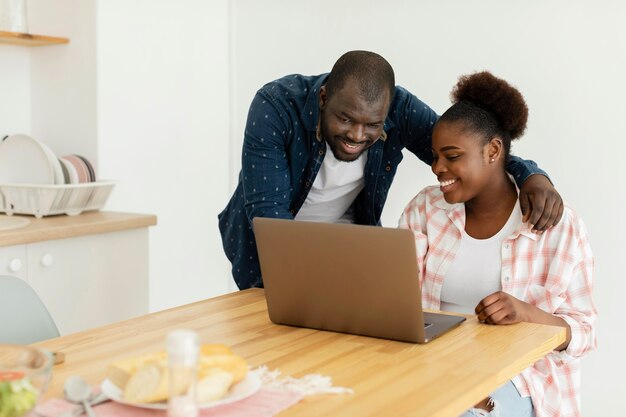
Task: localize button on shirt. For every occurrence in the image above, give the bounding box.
[218,72,548,290]
[399,186,597,417]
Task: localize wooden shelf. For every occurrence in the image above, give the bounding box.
[0,30,69,46]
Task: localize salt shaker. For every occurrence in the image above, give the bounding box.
[167,329,199,417]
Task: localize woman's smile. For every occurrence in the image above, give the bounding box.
[439,177,458,193]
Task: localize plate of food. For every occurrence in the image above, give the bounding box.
[100,344,261,410]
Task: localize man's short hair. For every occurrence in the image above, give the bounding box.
[325,50,395,104]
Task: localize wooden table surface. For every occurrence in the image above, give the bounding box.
[35,288,565,417]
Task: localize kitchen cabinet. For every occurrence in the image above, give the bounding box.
[0,244,27,281]
[0,212,155,335]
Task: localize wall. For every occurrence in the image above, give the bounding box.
[96,0,233,311]
[0,0,94,159]
[0,46,29,138]
[229,0,625,414]
[10,0,232,312]
[29,0,97,160]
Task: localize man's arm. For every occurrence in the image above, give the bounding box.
[241,92,294,225]
[507,156,564,232]
[395,87,439,165]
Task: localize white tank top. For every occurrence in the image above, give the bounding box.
[440,202,521,315]
[295,142,367,223]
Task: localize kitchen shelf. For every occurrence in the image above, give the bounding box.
[0,31,69,46]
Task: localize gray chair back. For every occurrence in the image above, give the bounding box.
[0,275,60,344]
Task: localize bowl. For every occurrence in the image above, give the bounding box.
[0,345,53,417]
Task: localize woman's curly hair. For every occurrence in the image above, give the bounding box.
[440,71,528,159]
[452,71,527,139]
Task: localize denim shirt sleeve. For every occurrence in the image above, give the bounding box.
[241,91,294,224]
[393,88,439,165]
[506,155,551,188]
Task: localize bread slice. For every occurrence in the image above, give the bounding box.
[198,354,248,384]
[107,344,248,404]
[197,369,234,403]
[106,344,232,390]
[200,344,233,356]
[106,351,165,389]
[123,359,170,403]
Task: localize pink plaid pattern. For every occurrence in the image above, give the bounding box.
[399,186,597,417]
[34,388,304,417]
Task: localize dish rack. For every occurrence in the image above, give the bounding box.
[0,181,115,218]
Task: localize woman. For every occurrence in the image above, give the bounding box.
[399,72,596,417]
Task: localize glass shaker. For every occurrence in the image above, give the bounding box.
[167,329,199,417]
[0,0,28,33]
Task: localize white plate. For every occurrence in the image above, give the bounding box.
[38,141,64,185]
[100,372,262,410]
[0,134,56,185]
[59,157,79,184]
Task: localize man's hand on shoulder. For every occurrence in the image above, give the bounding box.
[519,174,564,234]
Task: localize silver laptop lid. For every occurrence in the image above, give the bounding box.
[253,217,428,343]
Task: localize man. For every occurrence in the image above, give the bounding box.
[219,50,563,290]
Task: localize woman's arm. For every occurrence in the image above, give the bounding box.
[474,292,572,351]
[475,209,596,355]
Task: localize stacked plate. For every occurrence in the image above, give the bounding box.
[0,134,96,185]
[0,134,113,218]
[60,154,96,184]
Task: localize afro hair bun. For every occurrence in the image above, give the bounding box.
[451,71,528,140]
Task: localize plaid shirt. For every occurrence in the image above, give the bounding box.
[399,186,597,417]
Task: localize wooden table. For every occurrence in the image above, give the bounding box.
[35,288,565,417]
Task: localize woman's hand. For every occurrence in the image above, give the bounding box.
[475,291,530,325]
[519,174,564,233]
[475,290,572,351]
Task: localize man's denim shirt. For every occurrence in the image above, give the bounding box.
[218,73,545,290]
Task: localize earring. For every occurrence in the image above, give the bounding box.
[490,158,495,163]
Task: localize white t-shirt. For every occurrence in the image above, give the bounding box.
[440,202,522,315]
[295,143,367,223]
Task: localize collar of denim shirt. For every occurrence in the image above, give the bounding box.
[301,74,328,135]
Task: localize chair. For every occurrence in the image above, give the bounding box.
[0,275,60,344]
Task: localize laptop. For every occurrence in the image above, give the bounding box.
[253,217,466,343]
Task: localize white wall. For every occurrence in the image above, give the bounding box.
[29,0,98,161]
[0,0,96,159]
[4,0,233,311]
[0,46,30,138]
[1,0,97,165]
[10,0,231,312]
[230,0,625,414]
[97,0,233,311]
